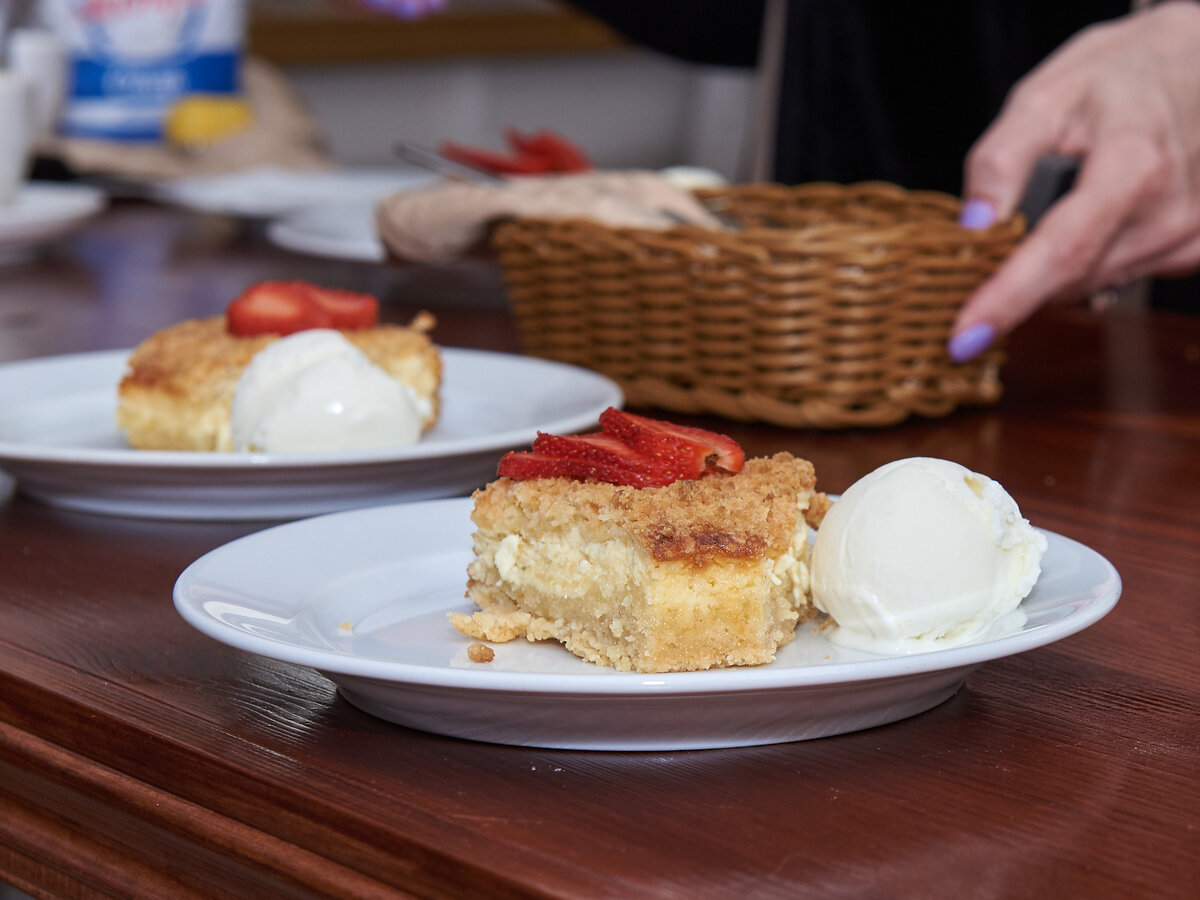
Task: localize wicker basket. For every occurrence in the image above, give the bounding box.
[493,182,1024,428]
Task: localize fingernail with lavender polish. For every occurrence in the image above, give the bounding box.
[948,322,995,363]
[959,199,997,230]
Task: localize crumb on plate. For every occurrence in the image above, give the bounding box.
[467,642,495,663]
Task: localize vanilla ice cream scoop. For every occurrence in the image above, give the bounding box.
[231,329,429,453]
[811,457,1047,654]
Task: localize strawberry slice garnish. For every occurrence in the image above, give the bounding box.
[497,450,677,488]
[226,281,331,337]
[531,431,677,484]
[497,408,745,488]
[226,281,380,336]
[504,128,591,173]
[307,286,379,330]
[439,141,554,176]
[599,408,745,477]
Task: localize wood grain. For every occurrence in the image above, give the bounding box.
[0,203,1197,898]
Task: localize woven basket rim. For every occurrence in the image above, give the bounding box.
[493,181,1024,428]
[496,180,1025,244]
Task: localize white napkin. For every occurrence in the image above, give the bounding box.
[375,170,725,263]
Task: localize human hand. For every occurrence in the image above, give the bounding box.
[949,0,1200,362]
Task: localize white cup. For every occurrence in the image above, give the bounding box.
[5,27,67,143]
[0,70,32,206]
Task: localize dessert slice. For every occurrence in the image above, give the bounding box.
[116,281,440,451]
[452,410,830,673]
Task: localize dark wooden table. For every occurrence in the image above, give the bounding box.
[1,202,1197,899]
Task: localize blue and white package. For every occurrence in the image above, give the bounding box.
[38,0,246,142]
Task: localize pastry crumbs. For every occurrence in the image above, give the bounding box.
[467,642,495,663]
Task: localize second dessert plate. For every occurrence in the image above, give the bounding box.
[174,497,1122,751]
[267,200,385,262]
[154,165,437,219]
[0,348,621,520]
[0,182,107,263]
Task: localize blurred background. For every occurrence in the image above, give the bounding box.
[249,0,757,179]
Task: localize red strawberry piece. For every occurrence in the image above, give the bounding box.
[497,450,572,481]
[439,141,554,176]
[226,281,331,337]
[599,407,745,476]
[533,431,649,467]
[307,285,379,330]
[532,431,677,481]
[504,128,591,172]
[497,409,745,488]
[497,449,677,488]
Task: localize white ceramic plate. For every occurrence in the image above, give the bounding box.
[0,182,107,262]
[0,349,621,520]
[174,497,1121,751]
[267,200,384,262]
[155,165,437,218]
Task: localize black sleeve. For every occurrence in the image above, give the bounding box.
[771,0,1131,192]
[563,0,766,67]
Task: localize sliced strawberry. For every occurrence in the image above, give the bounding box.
[497,450,677,488]
[504,128,591,172]
[497,451,568,481]
[497,409,745,488]
[599,407,745,476]
[532,431,676,480]
[307,286,379,330]
[226,281,331,337]
[439,141,554,176]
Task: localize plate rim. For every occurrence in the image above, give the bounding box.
[173,495,1123,697]
[0,346,623,471]
[155,164,438,217]
[266,202,383,262]
[0,181,108,237]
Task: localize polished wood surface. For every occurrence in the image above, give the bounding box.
[1,202,1197,898]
